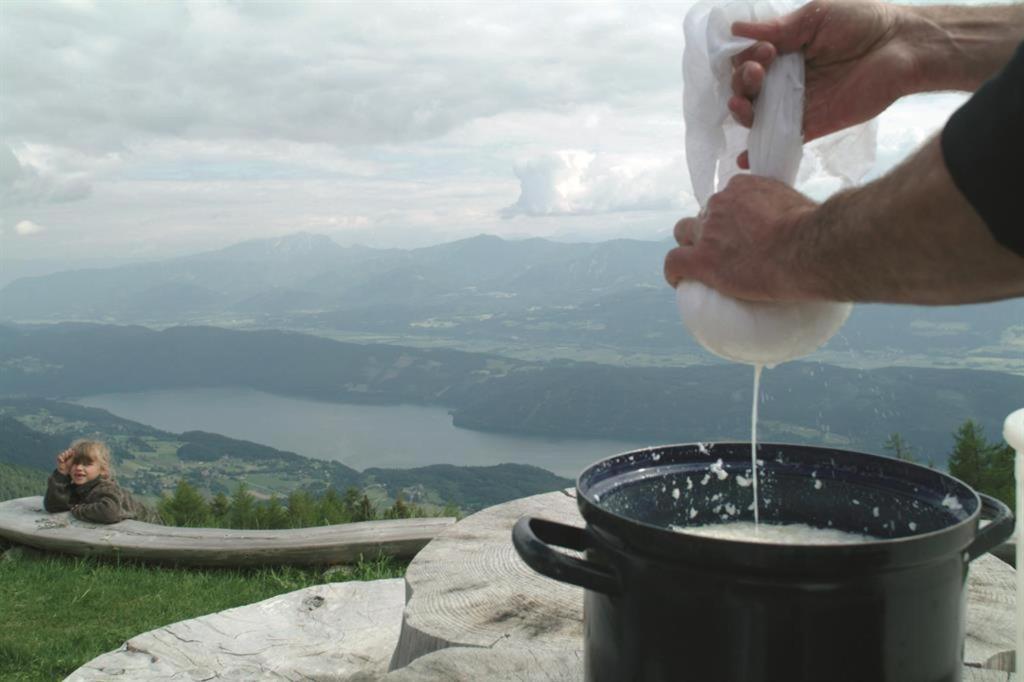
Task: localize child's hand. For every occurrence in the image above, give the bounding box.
[56,449,74,475]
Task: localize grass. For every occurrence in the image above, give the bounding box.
[0,543,406,681]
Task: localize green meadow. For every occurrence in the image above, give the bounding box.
[0,546,404,681]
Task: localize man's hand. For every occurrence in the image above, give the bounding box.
[668,137,1024,306]
[729,0,1024,169]
[664,175,820,302]
[56,449,74,475]
[729,0,914,165]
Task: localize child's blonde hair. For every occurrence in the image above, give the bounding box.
[69,440,112,478]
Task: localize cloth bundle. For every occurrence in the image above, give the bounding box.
[677,1,875,366]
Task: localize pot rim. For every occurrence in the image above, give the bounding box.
[574,442,984,572]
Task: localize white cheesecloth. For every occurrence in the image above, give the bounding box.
[678,1,876,366]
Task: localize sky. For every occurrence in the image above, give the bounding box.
[0,0,972,264]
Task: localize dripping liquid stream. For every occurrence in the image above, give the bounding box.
[752,364,762,528]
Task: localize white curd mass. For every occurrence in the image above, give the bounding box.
[672,521,875,545]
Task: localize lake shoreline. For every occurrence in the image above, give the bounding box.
[75,387,642,479]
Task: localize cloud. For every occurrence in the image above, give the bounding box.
[0,1,703,258]
[14,220,46,236]
[0,2,691,153]
[0,144,92,206]
[871,92,967,175]
[502,150,690,217]
[1,0,982,262]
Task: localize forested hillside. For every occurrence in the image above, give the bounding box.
[0,462,47,501]
[450,361,1023,465]
[2,323,1020,467]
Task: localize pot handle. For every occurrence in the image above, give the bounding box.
[966,493,1014,562]
[512,516,621,596]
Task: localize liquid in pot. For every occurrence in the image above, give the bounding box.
[671,520,877,544]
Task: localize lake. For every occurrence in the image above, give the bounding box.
[76,387,648,478]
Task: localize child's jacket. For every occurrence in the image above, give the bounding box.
[44,471,162,524]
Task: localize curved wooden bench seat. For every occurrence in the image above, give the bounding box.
[0,496,456,567]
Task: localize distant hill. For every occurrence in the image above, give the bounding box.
[0,323,502,403]
[2,232,1021,367]
[1,323,1020,468]
[361,463,572,512]
[0,398,572,510]
[450,361,1022,466]
[0,233,663,320]
[0,413,69,470]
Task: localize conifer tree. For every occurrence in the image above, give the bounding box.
[319,488,349,524]
[286,490,317,528]
[948,420,990,490]
[353,493,376,522]
[385,493,411,519]
[228,482,258,529]
[883,433,916,462]
[945,419,1015,509]
[158,480,211,527]
[342,487,361,518]
[210,492,230,526]
[983,443,1015,509]
[257,495,289,529]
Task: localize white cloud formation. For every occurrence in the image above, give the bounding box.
[0,1,702,258]
[14,220,46,236]
[0,0,987,262]
[0,2,691,152]
[0,144,92,206]
[871,92,968,176]
[502,151,690,217]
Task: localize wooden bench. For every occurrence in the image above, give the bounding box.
[0,496,455,567]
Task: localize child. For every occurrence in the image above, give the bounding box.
[44,440,161,524]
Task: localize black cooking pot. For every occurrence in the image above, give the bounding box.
[512,443,1013,682]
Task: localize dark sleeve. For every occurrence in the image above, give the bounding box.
[941,40,1024,257]
[43,471,72,512]
[71,484,123,524]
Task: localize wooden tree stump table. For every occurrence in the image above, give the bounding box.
[388,489,585,672]
[387,489,1017,681]
[68,579,407,681]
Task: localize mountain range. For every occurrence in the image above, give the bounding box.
[0,233,663,318]
[2,232,1021,370]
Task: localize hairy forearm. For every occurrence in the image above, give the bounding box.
[797,135,1024,304]
[902,2,1024,93]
